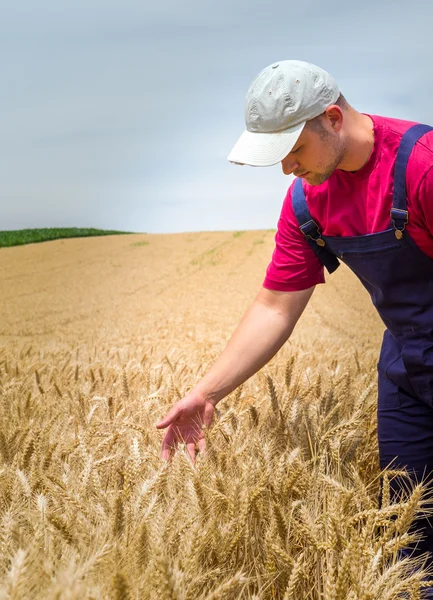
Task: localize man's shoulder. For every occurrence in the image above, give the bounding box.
[372,113,420,134]
[373,114,433,194]
[373,114,433,155]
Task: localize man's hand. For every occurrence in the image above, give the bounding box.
[155,392,216,463]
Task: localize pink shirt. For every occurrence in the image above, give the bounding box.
[263,114,433,292]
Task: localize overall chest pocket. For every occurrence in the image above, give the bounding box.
[339,243,404,260]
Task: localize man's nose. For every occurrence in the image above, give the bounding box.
[281,158,300,175]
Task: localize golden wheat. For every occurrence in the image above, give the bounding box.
[1,231,433,598]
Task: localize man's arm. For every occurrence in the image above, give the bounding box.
[193,285,315,405]
[156,285,314,461]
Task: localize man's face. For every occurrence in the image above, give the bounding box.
[281,116,346,185]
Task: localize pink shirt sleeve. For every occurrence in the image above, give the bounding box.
[263,180,325,292]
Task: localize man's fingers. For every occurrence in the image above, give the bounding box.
[161,435,206,463]
[161,436,174,461]
[161,444,171,462]
[186,442,196,464]
[160,427,177,461]
[156,405,182,429]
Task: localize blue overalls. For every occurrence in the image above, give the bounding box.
[293,124,433,581]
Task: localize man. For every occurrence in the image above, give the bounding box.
[156,60,433,572]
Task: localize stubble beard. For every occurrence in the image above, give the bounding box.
[305,131,347,186]
[305,155,342,185]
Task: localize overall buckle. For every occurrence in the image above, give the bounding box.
[299,219,326,247]
[390,208,408,240]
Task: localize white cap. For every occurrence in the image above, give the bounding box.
[227,60,340,167]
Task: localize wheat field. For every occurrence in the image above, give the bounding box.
[0,230,432,599]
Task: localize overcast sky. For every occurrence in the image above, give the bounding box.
[1,0,432,234]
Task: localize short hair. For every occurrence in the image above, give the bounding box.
[335,94,348,110]
[305,94,349,135]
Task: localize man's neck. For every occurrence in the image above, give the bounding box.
[337,113,375,172]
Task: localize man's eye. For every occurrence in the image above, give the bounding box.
[292,147,301,154]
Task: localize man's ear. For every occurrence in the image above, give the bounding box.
[324,105,343,132]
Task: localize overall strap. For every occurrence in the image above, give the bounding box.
[292,177,340,273]
[391,123,433,239]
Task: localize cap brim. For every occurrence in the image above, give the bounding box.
[227,121,306,167]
